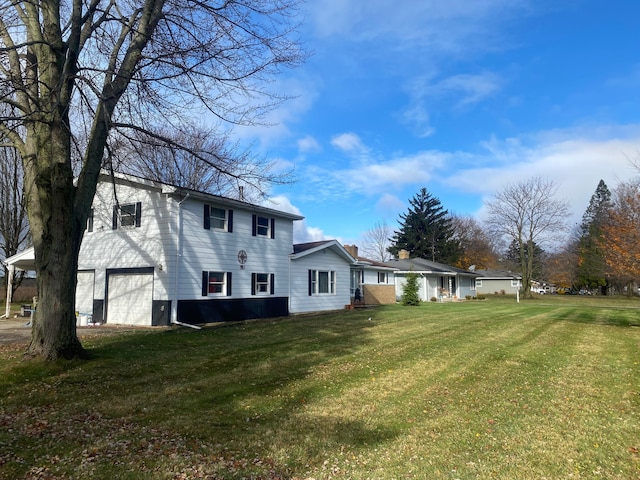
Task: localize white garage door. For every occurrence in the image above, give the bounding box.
[107,273,153,326]
[76,271,95,315]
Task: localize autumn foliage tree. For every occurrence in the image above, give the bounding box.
[599,179,640,295]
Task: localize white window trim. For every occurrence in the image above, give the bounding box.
[209,206,228,231]
[311,270,336,295]
[207,271,227,296]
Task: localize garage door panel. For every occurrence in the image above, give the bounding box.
[107,273,153,326]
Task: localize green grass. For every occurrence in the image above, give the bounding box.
[1,296,639,479]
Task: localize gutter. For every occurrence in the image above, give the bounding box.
[170,193,201,330]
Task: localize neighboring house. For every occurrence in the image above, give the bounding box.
[384,250,478,301]
[474,269,522,295]
[343,245,397,305]
[289,240,355,314]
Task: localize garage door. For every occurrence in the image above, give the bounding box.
[107,272,153,325]
[76,270,95,315]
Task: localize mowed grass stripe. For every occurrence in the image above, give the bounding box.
[0,296,638,479]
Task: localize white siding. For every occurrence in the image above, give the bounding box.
[79,179,173,303]
[177,199,294,301]
[290,249,351,314]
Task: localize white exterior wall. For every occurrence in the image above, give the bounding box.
[177,198,295,301]
[290,249,351,314]
[78,179,174,304]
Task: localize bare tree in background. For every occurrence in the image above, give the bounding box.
[360,220,393,262]
[113,124,292,202]
[0,144,30,296]
[0,0,304,360]
[485,177,570,298]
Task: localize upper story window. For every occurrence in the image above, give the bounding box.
[112,202,141,229]
[204,205,233,232]
[86,208,94,232]
[309,270,335,295]
[252,215,275,238]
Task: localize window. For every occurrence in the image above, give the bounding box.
[308,270,336,295]
[86,208,94,232]
[378,272,387,284]
[204,205,233,232]
[476,279,483,288]
[201,271,232,296]
[511,279,520,287]
[112,202,141,229]
[252,215,274,238]
[252,273,275,295]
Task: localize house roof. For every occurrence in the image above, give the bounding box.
[104,171,305,221]
[474,269,522,280]
[383,257,478,276]
[352,256,398,271]
[290,240,355,263]
[4,247,35,271]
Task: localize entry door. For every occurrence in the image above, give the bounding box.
[107,272,153,325]
[76,270,95,315]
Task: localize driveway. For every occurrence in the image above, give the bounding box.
[0,317,149,346]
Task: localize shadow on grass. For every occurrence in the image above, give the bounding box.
[1,308,398,478]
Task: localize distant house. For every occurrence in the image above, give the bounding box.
[384,250,478,301]
[343,245,397,306]
[474,270,522,295]
[289,240,355,313]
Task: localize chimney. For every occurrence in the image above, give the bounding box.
[344,244,359,258]
[398,249,410,260]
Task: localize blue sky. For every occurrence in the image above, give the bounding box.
[241,0,640,246]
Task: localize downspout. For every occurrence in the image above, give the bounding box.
[2,264,14,319]
[171,193,201,330]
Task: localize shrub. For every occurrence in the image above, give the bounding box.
[430,297,437,302]
[401,271,421,306]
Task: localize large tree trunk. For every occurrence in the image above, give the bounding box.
[24,122,88,360]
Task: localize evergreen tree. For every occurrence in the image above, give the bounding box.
[504,239,546,281]
[401,271,421,306]
[389,188,462,264]
[577,180,611,293]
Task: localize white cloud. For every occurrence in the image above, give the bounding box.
[331,132,367,154]
[444,126,640,224]
[297,135,321,154]
[261,195,330,244]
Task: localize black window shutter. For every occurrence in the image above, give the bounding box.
[202,271,209,297]
[252,214,257,236]
[135,202,142,227]
[308,270,313,296]
[270,218,275,239]
[226,272,232,296]
[227,209,233,232]
[112,206,118,230]
[270,273,275,295]
[251,273,256,295]
[204,205,210,230]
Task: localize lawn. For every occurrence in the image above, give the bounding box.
[1,296,639,479]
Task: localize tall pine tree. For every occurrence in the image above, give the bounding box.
[389,188,461,264]
[577,180,611,293]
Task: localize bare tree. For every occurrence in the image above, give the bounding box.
[0,144,30,296]
[0,0,304,360]
[360,220,393,262]
[113,125,291,202]
[485,177,570,298]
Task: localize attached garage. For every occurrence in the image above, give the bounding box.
[106,268,154,326]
